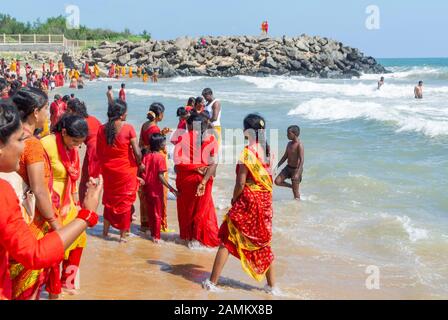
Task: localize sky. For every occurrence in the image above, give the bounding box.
[1,0,447,58]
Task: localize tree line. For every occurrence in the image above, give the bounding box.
[0,14,151,41]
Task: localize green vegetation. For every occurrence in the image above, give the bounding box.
[0,14,151,41]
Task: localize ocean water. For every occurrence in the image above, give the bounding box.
[60,58,448,299]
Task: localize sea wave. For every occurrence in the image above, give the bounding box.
[237,75,448,98]
[169,76,208,83]
[127,88,257,105]
[288,98,448,137]
[361,66,448,81]
[379,213,429,242]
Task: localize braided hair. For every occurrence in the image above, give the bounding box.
[105,99,127,145]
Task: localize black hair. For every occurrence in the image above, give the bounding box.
[0,78,8,91]
[67,98,89,118]
[9,80,22,96]
[195,96,204,106]
[149,133,166,152]
[108,85,112,90]
[105,99,127,145]
[62,95,70,102]
[419,80,423,85]
[187,97,195,106]
[12,87,49,122]
[0,100,21,144]
[176,106,188,117]
[53,114,88,138]
[121,83,125,88]
[70,93,75,98]
[287,125,300,137]
[243,113,270,159]
[187,112,209,135]
[202,88,213,96]
[147,102,165,121]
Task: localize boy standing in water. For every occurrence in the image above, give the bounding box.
[275,125,304,200]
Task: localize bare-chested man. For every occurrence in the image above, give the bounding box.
[275,125,304,200]
[377,76,385,90]
[106,85,114,106]
[414,81,423,99]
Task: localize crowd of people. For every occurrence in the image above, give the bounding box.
[0,54,307,299]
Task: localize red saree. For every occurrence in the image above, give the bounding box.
[219,145,274,281]
[174,131,219,247]
[79,116,101,205]
[97,123,138,231]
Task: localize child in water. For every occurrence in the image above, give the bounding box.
[140,133,178,242]
[275,125,304,200]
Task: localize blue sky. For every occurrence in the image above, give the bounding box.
[2,0,446,58]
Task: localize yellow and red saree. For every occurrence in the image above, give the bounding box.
[219,145,274,281]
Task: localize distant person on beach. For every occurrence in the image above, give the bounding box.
[185,97,195,112]
[119,83,126,102]
[377,76,385,90]
[275,125,304,200]
[414,81,423,99]
[97,99,142,243]
[107,85,114,106]
[203,114,276,293]
[152,69,159,83]
[140,133,178,243]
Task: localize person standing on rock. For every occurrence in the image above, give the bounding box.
[202,88,222,146]
[414,81,423,99]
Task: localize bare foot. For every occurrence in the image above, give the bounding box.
[62,287,79,295]
[48,293,60,300]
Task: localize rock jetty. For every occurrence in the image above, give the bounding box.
[70,35,387,79]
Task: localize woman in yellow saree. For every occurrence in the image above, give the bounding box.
[41,114,88,294]
[204,114,276,292]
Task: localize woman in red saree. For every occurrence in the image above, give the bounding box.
[174,113,219,248]
[139,103,170,233]
[204,114,276,292]
[97,99,142,242]
[0,101,102,300]
[67,99,101,205]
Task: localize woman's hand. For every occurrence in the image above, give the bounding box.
[137,177,145,186]
[196,181,206,197]
[82,175,103,212]
[196,167,208,176]
[161,127,172,135]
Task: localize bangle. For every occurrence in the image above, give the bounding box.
[77,209,98,227]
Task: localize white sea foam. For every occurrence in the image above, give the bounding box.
[380,213,429,242]
[238,75,448,98]
[288,98,448,137]
[361,66,448,81]
[126,88,256,105]
[169,76,208,83]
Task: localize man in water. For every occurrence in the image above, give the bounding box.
[377,76,385,90]
[202,88,222,145]
[414,81,423,99]
[107,85,114,106]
